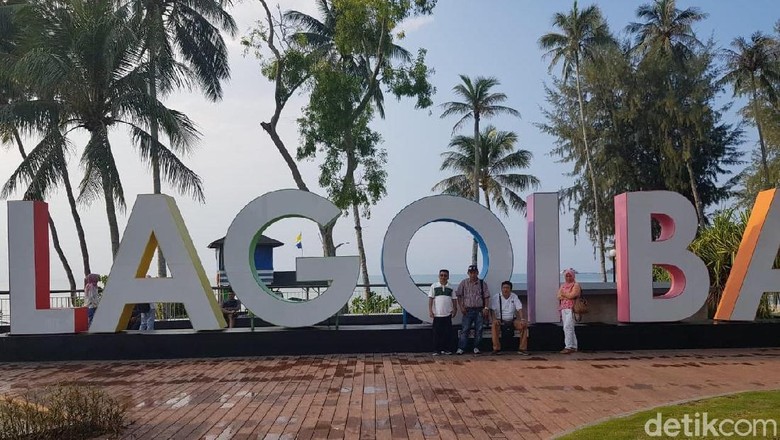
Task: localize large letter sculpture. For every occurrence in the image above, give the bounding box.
[614,191,709,322]
[8,201,88,334]
[90,195,224,332]
[223,190,359,327]
[715,189,780,321]
[381,195,513,324]
[526,193,560,323]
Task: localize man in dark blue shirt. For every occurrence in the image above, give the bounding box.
[221,291,241,328]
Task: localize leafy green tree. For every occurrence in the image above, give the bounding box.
[440,75,519,264]
[627,0,717,229]
[432,125,539,215]
[732,102,780,206]
[287,0,436,299]
[245,0,343,258]
[540,40,742,246]
[5,0,201,256]
[721,32,780,189]
[128,0,235,277]
[539,1,614,280]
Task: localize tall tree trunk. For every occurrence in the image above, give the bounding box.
[12,130,78,301]
[257,1,338,259]
[685,156,705,229]
[471,114,481,266]
[58,156,91,275]
[483,185,491,212]
[574,59,607,282]
[97,132,121,258]
[259,124,337,258]
[103,175,121,257]
[48,217,78,305]
[352,203,371,301]
[149,57,167,278]
[320,223,336,257]
[750,77,771,189]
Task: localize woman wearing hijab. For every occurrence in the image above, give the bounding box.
[84,273,101,327]
[557,269,581,354]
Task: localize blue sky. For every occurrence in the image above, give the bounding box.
[0,0,777,290]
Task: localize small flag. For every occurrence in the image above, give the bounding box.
[295,232,302,249]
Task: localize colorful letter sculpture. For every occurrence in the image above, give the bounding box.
[381,195,513,324]
[8,201,87,334]
[526,193,561,323]
[89,195,225,332]
[715,189,780,321]
[614,191,710,322]
[6,187,780,334]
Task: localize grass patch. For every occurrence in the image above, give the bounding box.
[0,385,127,439]
[557,390,780,439]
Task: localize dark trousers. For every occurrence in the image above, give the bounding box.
[432,316,453,352]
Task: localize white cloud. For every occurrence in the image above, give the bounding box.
[396,15,434,35]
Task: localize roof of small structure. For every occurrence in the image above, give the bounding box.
[207,235,284,249]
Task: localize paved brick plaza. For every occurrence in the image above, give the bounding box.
[1,348,779,439]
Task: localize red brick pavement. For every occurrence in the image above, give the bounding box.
[1,348,779,439]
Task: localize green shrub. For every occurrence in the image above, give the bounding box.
[0,385,127,440]
[689,209,776,319]
[350,291,398,314]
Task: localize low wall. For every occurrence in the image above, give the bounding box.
[0,282,709,333]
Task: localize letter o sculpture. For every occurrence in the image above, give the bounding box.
[381,195,513,323]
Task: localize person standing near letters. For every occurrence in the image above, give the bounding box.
[428,269,457,355]
[490,281,529,355]
[558,268,580,354]
[84,273,101,327]
[454,264,491,355]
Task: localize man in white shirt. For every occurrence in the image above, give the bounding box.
[490,281,529,355]
[428,269,458,355]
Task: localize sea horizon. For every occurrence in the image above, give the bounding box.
[2,271,608,293]
[371,272,606,286]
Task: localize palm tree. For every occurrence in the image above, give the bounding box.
[440,75,520,264]
[285,0,412,120]
[539,1,612,280]
[7,0,202,256]
[433,126,540,217]
[627,0,710,228]
[721,32,780,188]
[285,0,414,299]
[1,125,80,302]
[626,0,707,59]
[0,0,92,284]
[128,0,236,277]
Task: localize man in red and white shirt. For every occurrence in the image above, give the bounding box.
[454,264,491,354]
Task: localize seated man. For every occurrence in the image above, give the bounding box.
[221,291,241,328]
[490,281,529,355]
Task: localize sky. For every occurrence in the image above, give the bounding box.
[0,0,778,291]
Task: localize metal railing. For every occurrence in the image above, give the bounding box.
[10,282,760,326]
[0,283,430,325]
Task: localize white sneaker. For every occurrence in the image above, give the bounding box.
[473,348,481,354]
[442,351,452,355]
[455,348,464,355]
